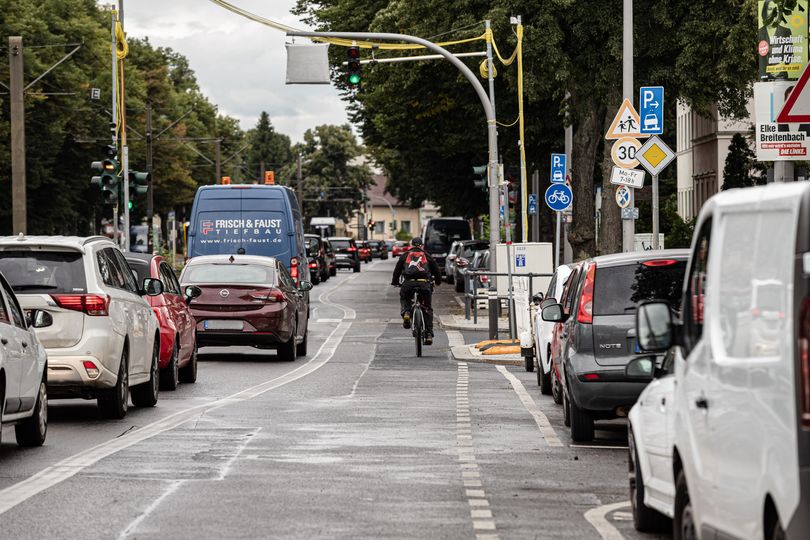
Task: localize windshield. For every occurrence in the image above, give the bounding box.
[594,260,687,316]
[305,238,320,256]
[0,250,87,293]
[425,220,471,252]
[182,263,275,285]
[126,259,151,285]
[331,239,352,250]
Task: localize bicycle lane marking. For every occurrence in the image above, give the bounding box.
[584,500,631,540]
[495,365,563,447]
[0,320,352,516]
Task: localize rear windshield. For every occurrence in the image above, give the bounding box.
[126,259,151,285]
[182,263,275,285]
[425,220,471,251]
[0,250,87,294]
[331,239,352,250]
[369,241,383,247]
[594,260,687,316]
[305,237,320,256]
[462,243,488,258]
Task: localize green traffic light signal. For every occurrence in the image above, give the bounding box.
[348,72,361,85]
[346,46,361,86]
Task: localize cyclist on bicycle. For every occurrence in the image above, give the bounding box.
[391,237,441,345]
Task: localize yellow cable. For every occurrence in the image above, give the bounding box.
[115,20,128,59]
[208,0,486,50]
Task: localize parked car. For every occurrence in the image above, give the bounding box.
[541,249,688,442]
[186,185,310,284]
[305,234,333,283]
[125,253,200,390]
[368,240,389,260]
[468,250,491,291]
[0,271,48,447]
[451,240,490,292]
[322,239,336,277]
[548,263,584,405]
[629,182,810,540]
[384,239,395,252]
[0,236,163,419]
[330,237,361,272]
[532,263,573,391]
[356,241,373,264]
[391,241,408,257]
[180,255,311,360]
[421,218,472,272]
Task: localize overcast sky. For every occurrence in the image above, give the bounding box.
[123,0,350,142]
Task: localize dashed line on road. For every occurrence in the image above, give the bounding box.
[496,365,563,447]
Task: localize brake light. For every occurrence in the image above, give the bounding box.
[577,263,596,324]
[347,246,357,252]
[582,373,600,381]
[799,299,810,428]
[290,256,299,281]
[642,259,678,267]
[51,294,110,316]
[83,360,99,378]
[249,289,285,303]
[309,262,317,269]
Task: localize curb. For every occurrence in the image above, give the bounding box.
[450,345,523,366]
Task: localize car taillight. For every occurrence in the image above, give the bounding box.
[83,360,99,378]
[457,258,469,268]
[290,257,299,281]
[309,262,317,269]
[51,294,110,316]
[582,373,600,381]
[577,263,596,324]
[249,289,285,303]
[480,275,488,283]
[642,259,678,267]
[347,246,357,252]
[799,298,810,428]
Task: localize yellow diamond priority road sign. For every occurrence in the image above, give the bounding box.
[636,135,675,176]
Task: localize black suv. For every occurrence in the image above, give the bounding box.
[367,240,389,260]
[328,237,361,273]
[542,250,688,442]
[305,234,333,284]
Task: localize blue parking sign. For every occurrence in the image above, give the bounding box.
[639,86,664,135]
[528,194,537,215]
[550,153,566,183]
[545,183,572,212]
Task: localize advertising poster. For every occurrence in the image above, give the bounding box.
[758,0,809,80]
[754,81,810,159]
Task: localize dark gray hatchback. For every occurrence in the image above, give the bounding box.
[542,249,689,442]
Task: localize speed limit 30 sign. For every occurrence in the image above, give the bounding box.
[611,137,641,169]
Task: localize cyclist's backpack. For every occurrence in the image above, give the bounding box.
[403,249,430,279]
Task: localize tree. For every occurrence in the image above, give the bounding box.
[722,133,765,190]
[245,112,292,182]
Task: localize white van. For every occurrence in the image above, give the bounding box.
[629,182,810,540]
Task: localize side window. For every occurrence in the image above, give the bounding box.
[111,250,139,293]
[0,288,9,325]
[0,281,22,328]
[97,249,116,287]
[546,274,558,300]
[277,263,293,289]
[160,264,180,294]
[682,219,712,355]
[561,268,581,317]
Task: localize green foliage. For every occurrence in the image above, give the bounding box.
[722,133,766,190]
[245,111,292,182]
[395,229,412,241]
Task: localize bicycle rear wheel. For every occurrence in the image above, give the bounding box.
[413,306,423,357]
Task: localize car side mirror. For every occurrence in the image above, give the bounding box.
[541,303,565,322]
[625,356,655,382]
[184,285,202,305]
[142,278,164,297]
[299,281,313,292]
[26,309,53,329]
[531,292,545,305]
[636,301,673,352]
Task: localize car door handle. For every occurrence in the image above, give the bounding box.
[695,397,709,410]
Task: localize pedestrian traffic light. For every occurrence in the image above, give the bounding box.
[129,171,150,196]
[346,46,361,86]
[473,164,488,189]
[91,158,119,205]
[264,171,275,185]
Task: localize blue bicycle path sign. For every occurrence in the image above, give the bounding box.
[545,183,573,212]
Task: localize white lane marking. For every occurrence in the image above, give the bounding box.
[216,427,261,481]
[496,365,563,447]
[318,273,358,320]
[345,343,377,399]
[570,444,629,450]
[0,321,352,516]
[117,480,183,540]
[584,500,631,540]
[466,489,486,498]
[471,509,493,519]
[473,521,496,530]
[446,329,465,348]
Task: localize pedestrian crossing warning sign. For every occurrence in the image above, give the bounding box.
[605,99,650,140]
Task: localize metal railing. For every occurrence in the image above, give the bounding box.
[460,269,552,339]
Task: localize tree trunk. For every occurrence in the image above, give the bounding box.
[598,89,623,255]
[567,94,605,260]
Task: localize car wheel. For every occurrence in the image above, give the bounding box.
[629,429,670,532]
[769,519,786,540]
[551,362,563,404]
[277,325,298,362]
[570,395,594,442]
[674,470,697,540]
[16,379,47,447]
[524,354,534,372]
[538,354,552,395]
[562,389,571,427]
[131,338,160,408]
[296,326,308,357]
[98,347,129,419]
[179,343,198,384]
[353,263,361,273]
[160,341,180,391]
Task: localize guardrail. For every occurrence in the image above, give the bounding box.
[461,270,552,339]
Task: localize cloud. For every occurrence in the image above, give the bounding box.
[121,0,350,142]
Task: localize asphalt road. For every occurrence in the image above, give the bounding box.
[0,258,669,540]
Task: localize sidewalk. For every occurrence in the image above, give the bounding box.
[439,314,509,332]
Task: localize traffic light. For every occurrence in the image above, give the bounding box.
[346,46,361,86]
[129,171,149,196]
[367,219,375,231]
[91,157,119,205]
[473,164,488,189]
[264,171,275,185]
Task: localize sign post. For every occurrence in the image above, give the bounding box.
[636,135,675,249]
[545,181,572,269]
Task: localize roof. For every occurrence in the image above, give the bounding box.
[0,235,113,251]
[185,254,278,266]
[368,174,407,208]
[589,249,690,268]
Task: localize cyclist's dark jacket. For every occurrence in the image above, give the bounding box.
[391,246,441,286]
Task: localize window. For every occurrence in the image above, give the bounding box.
[0,250,87,294]
[277,263,294,290]
[99,249,127,290]
[561,266,582,317]
[546,274,558,300]
[182,263,275,285]
[1,280,24,328]
[374,221,385,234]
[127,259,151,288]
[683,219,712,355]
[593,260,688,316]
[401,220,411,234]
[160,263,180,295]
[110,250,139,293]
[0,288,9,325]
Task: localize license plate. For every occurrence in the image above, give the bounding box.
[336,254,348,259]
[203,319,243,331]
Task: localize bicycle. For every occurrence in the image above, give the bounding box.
[410,290,426,357]
[547,190,570,205]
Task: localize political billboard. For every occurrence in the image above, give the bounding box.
[758,0,809,80]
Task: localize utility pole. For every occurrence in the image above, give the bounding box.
[621,0,635,252]
[110,10,119,244]
[485,20,502,340]
[564,108,573,263]
[118,3,130,251]
[145,104,154,252]
[214,139,222,183]
[530,169,539,242]
[9,37,26,234]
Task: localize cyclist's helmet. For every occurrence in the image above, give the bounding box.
[410,237,423,247]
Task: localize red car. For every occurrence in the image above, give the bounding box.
[179,254,311,361]
[357,241,373,263]
[391,241,408,257]
[126,253,199,390]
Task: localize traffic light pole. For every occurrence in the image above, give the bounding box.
[621,0,635,252]
[146,104,154,252]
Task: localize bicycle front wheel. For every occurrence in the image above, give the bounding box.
[413,307,423,357]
